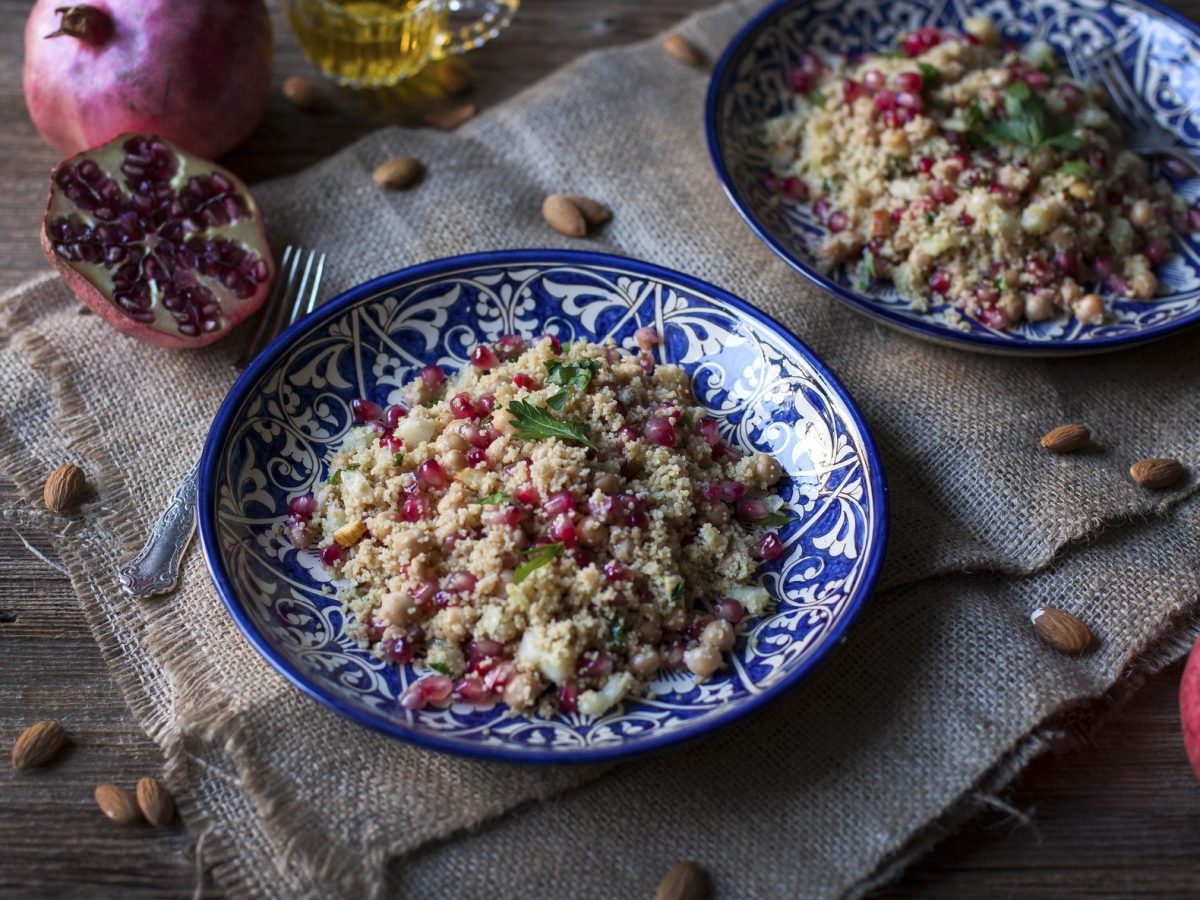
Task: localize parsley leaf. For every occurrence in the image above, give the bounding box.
[917,62,940,92]
[328,469,342,486]
[606,616,628,654]
[392,452,404,467]
[429,661,452,675]
[507,400,594,448]
[806,89,827,107]
[925,211,937,226]
[964,103,987,128]
[670,582,685,605]
[544,359,601,412]
[470,492,515,506]
[858,249,876,291]
[345,463,360,471]
[513,542,564,584]
[546,391,569,412]
[1057,160,1092,179]
[760,508,799,527]
[983,81,1080,152]
[994,276,1008,291]
[821,176,833,193]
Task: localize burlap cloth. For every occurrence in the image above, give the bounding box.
[2,2,1198,896]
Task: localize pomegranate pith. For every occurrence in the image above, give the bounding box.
[41,134,274,349]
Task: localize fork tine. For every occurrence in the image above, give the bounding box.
[1098,48,1155,131]
[301,253,327,320]
[286,250,318,327]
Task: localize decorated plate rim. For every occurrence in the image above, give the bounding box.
[197,249,890,765]
[704,0,1200,357]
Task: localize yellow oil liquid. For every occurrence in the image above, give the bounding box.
[288,0,449,88]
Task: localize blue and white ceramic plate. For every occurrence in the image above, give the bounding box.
[198,251,887,764]
[707,0,1200,355]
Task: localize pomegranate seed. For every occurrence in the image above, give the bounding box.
[1188,208,1200,232]
[874,89,897,112]
[895,90,922,110]
[433,590,454,609]
[714,598,745,624]
[577,650,613,679]
[903,33,925,57]
[542,334,562,354]
[979,306,1008,329]
[1105,273,1128,296]
[483,504,524,527]
[976,284,999,305]
[453,676,490,703]
[288,493,314,519]
[663,641,686,671]
[827,210,849,233]
[450,393,476,418]
[543,490,576,516]
[1053,251,1079,277]
[422,674,454,702]
[916,156,934,175]
[880,109,900,129]
[1144,238,1169,265]
[644,415,678,447]
[496,333,525,359]
[930,182,957,204]
[789,69,812,92]
[470,344,499,370]
[637,350,655,374]
[366,616,388,641]
[380,637,414,664]
[756,531,785,561]
[843,78,863,103]
[895,70,923,93]
[285,518,312,549]
[587,493,616,523]
[548,514,577,548]
[718,481,747,502]
[513,372,537,390]
[384,404,407,429]
[418,459,449,489]
[412,579,438,603]
[400,684,427,710]
[614,492,648,527]
[633,325,661,352]
[568,548,589,567]
[484,660,517,691]
[1088,149,1107,172]
[1023,69,1050,90]
[861,68,885,91]
[963,32,980,45]
[695,416,721,446]
[603,560,627,582]
[514,483,540,505]
[735,497,769,521]
[468,639,505,660]
[1093,255,1114,278]
[466,448,487,468]
[812,197,831,221]
[957,212,975,228]
[557,681,579,713]
[780,176,808,201]
[402,495,430,522]
[798,51,822,76]
[381,434,403,453]
[445,570,477,593]
[617,426,639,443]
[476,394,496,416]
[891,207,906,223]
[1058,82,1083,111]
[351,398,383,423]
[420,364,445,388]
[687,614,715,640]
[320,544,346,566]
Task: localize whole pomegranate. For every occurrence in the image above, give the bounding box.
[1182,637,1200,782]
[23,1,272,160]
[42,133,275,349]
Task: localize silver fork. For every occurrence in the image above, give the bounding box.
[1071,43,1200,179]
[118,246,327,599]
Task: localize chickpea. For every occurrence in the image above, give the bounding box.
[442,448,467,474]
[700,619,735,653]
[1073,293,1105,324]
[440,430,469,453]
[997,292,1024,324]
[881,129,909,156]
[503,672,542,710]
[379,591,418,627]
[628,647,661,678]
[1025,290,1056,322]
[1129,199,1155,229]
[393,530,424,556]
[1067,180,1093,202]
[491,407,515,436]
[704,502,730,526]
[1048,226,1075,252]
[578,516,609,547]
[638,617,662,644]
[663,606,687,632]
[683,644,722,680]
[436,606,469,642]
[1128,268,1157,299]
[751,452,783,485]
[987,68,1010,87]
[1058,278,1082,305]
[966,15,1001,47]
[594,472,622,494]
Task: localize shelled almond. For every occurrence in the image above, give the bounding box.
[1031,607,1093,654]
[1039,423,1089,453]
[663,33,705,67]
[95,783,142,824]
[281,75,325,111]
[373,156,424,190]
[1130,457,1183,489]
[424,103,477,131]
[11,719,67,770]
[136,776,175,827]
[44,463,87,512]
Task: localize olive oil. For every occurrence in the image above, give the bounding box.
[287,0,450,88]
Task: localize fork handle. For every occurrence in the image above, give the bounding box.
[118,460,199,599]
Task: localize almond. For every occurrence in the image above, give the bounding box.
[281,75,325,111]
[433,61,472,95]
[332,520,368,547]
[43,463,87,513]
[542,194,587,238]
[1031,607,1093,654]
[424,102,477,131]
[372,156,424,190]
[136,776,175,827]
[1039,423,1089,453]
[657,861,710,900]
[663,33,705,68]
[95,783,142,825]
[1130,457,1183,489]
[562,194,612,227]
[11,720,67,770]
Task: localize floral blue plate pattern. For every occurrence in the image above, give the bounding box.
[706,0,1200,355]
[198,251,887,764]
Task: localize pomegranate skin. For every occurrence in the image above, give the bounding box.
[1181,637,1200,782]
[23,1,272,160]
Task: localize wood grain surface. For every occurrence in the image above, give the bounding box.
[2,0,1199,896]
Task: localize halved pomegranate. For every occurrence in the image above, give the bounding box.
[41,133,274,349]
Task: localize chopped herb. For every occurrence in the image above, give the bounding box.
[680,410,694,428]
[1056,160,1092,179]
[560,341,572,355]
[544,358,601,411]
[470,492,515,506]
[392,452,404,467]
[1039,60,1057,76]
[670,582,685,605]
[760,508,799,527]
[925,211,937,226]
[806,89,826,107]
[606,615,628,653]
[887,153,909,176]
[821,176,833,193]
[858,249,876,291]
[507,399,594,448]
[994,277,1008,291]
[328,469,342,486]
[429,662,452,675]
[964,103,987,128]
[513,542,564,583]
[422,400,437,408]
[345,463,360,471]
[880,48,906,59]
[983,81,1080,152]
[546,391,569,412]
[917,62,940,92]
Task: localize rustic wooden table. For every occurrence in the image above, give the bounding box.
[2,0,1199,896]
